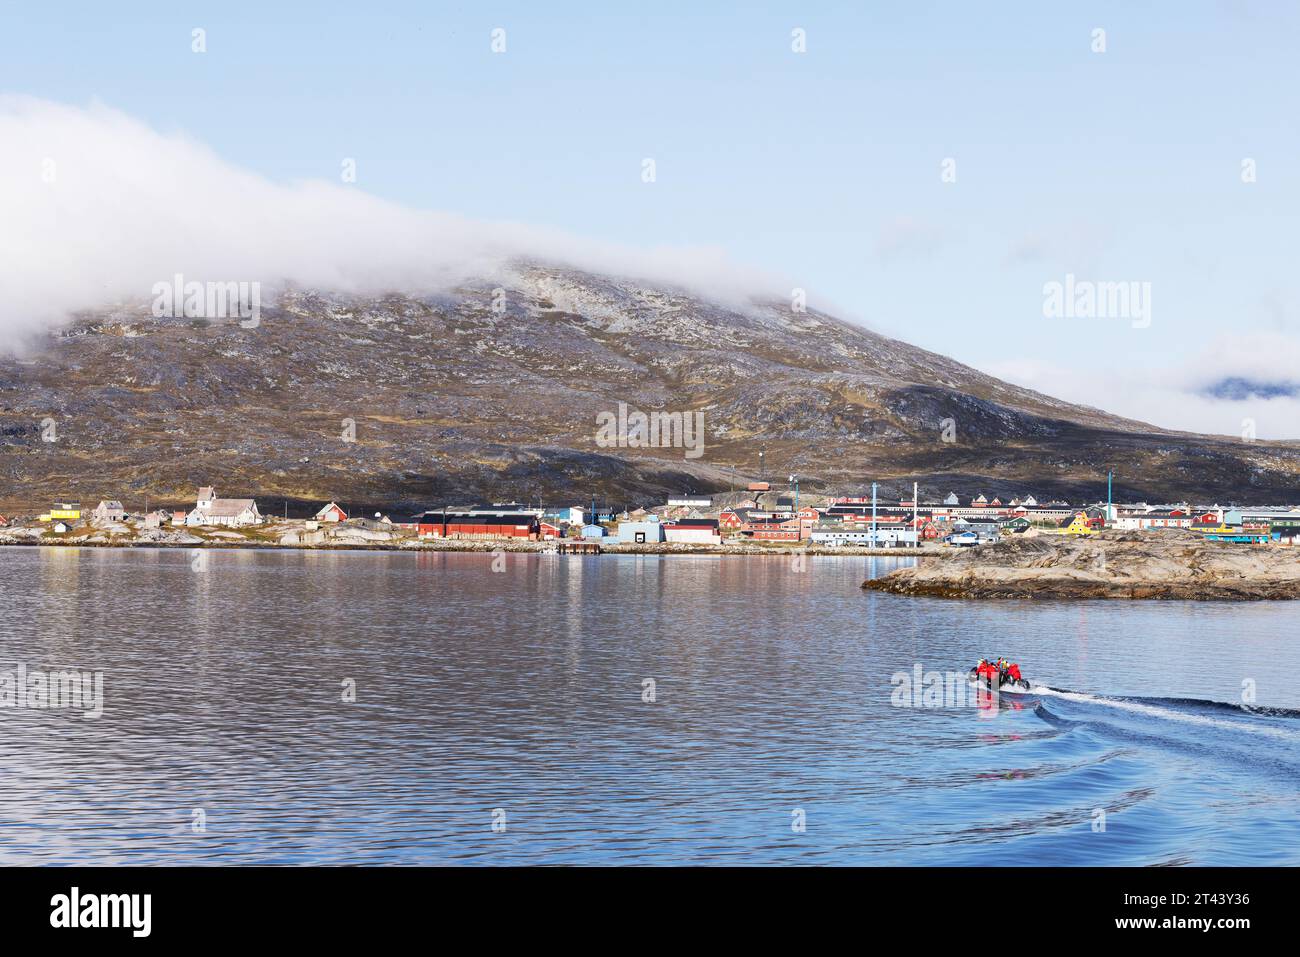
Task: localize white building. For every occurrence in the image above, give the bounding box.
[186,487,263,528]
[663,519,721,545]
[666,496,713,509]
[543,505,585,525]
[1110,506,1193,530]
[810,526,918,547]
[92,500,126,523]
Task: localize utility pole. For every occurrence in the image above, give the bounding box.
[913,481,919,549]
[871,481,878,548]
[1107,469,1114,525]
[790,474,799,542]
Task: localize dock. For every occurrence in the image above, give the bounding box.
[556,540,603,555]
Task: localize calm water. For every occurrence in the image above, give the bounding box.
[0,545,1297,865]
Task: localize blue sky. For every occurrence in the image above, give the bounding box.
[3,1,1298,435]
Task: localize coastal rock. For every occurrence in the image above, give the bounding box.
[863,530,1300,600]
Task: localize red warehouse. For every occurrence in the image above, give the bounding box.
[414,510,540,540]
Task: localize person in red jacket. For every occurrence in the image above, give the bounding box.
[973,658,1024,687]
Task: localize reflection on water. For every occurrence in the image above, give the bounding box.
[0,545,1296,864]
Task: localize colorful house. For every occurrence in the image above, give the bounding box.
[1196,523,1270,544]
[737,516,803,541]
[1063,511,1098,535]
[39,503,82,522]
[314,502,348,523]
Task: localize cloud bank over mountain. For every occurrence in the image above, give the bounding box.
[0,96,784,346]
[3,96,1297,441]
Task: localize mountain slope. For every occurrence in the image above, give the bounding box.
[2,264,1297,514]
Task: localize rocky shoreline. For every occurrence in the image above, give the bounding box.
[862,530,1300,600]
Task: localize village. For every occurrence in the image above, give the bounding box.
[2,480,1299,553]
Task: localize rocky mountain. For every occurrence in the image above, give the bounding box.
[2,264,1297,515]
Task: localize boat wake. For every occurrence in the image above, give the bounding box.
[1028,685,1300,742]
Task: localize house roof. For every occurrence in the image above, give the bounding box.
[97,500,124,510]
[200,499,258,518]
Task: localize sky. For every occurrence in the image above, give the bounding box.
[2,1,1298,437]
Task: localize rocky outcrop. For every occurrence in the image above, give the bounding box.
[863,530,1300,600]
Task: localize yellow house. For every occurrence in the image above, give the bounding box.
[38,502,82,522]
[1063,511,1098,536]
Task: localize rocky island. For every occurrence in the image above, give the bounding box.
[863,530,1300,600]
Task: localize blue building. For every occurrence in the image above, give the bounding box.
[615,518,664,544]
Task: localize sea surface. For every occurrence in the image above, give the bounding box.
[0,545,1297,865]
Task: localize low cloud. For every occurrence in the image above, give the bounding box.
[0,96,786,349]
[987,332,1300,441]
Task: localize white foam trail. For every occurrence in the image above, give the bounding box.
[1032,686,1298,741]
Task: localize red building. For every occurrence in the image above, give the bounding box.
[415,511,540,540]
[743,523,801,541]
[738,516,803,541]
[314,502,348,523]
